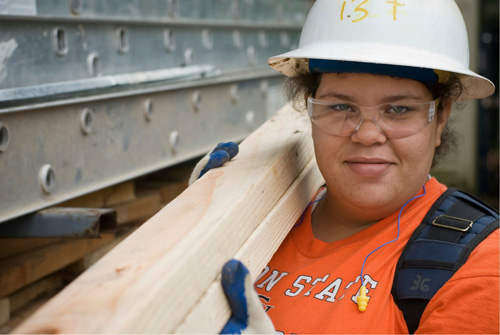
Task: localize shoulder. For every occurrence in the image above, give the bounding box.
[417,228,499,333]
[452,228,499,279]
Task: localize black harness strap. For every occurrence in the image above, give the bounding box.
[391,188,499,334]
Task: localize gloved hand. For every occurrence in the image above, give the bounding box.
[220,259,276,334]
[188,142,239,185]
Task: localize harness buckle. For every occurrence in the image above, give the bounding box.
[431,215,474,232]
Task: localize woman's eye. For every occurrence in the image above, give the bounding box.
[388,105,410,114]
[329,104,351,111]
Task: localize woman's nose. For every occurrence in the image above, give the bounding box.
[350,118,387,145]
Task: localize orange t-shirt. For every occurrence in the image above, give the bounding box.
[254,178,499,334]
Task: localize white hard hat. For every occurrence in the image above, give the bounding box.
[268,0,495,100]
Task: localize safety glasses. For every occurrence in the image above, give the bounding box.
[307,97,440,139]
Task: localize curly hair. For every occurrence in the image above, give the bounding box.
[284,72,464,167]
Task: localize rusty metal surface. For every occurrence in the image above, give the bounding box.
[0,207,117,238]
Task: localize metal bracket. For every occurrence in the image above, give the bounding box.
[0,207,117,238]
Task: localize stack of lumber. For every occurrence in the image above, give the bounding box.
[0,164,193,333]
[10,104,324,334]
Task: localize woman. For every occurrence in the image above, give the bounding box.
[218,0,499,333]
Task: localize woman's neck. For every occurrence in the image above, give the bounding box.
[311,195,381,243]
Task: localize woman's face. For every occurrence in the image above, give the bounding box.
[312,73,450,222]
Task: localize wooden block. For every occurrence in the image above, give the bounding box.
[0,239,60,261]
[58,189,106,208]
[75,225,139,271]
[147,160,195,183]
[9,274,64,314]
[0,233,115,297]
[113,192,162,225]
[158,180,188,204]
[0,291,56,334]
[62,225,141,284]
[13,105,317,334]
[103,182,136,206]
[136,170,189,204]
[0,298,9,326]
[59,181,136,208]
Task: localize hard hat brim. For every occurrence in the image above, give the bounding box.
[269,42,495,100]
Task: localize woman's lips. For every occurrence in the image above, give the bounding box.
[346,158,393,177]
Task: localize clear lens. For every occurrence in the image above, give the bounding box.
[307,97,437,139]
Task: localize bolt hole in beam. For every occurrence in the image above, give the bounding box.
[184,49,194,66]
[144,98,154,121]
[247,46,257,65]
[80,108,94,135]
[115,27,129,54]
[233,30,244,49]
[0,122,10,152]
[259,31,268,49]
[167,0,178,18]
[191,90,202,112]
[230,85,238,104]
[246,110,256,130]
[280,31,290,47]
[164,29,176,53]
[39,164,56,194]
[169,130,179,153]
[68,0,82,15]
[52,27,68,56]
[232,0,240,20]
[202,29,214,50]
[260,80,269,98]
[87,53,101,77]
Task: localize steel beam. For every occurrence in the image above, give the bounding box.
[0,0,311,224]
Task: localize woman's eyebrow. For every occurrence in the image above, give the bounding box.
[381,93,428,102]
[315,92,354,100]
[316,92,428,102]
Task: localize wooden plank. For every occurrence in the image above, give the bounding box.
[0,181,136,260]
[70,224,140,273]
[157,180,188,204]
[113,191,162,225]
[174,158,324,333]
[59,181,136,208]
[0,298,9,326]
[102,182,136,206]
[13,104,316,334]
[9,274,64,314]
[134,179,188,205]
[0,239,60,261]
[135,164,191,204]
[0,233,115,297]
[57,190,105,208]
[0,291,56,334]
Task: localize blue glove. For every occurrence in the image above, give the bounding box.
[220,259,276,334]
[189,142,239,185]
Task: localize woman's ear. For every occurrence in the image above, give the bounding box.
[435,97,452,147]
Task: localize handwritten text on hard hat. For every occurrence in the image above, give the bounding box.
[341,0,405,22]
